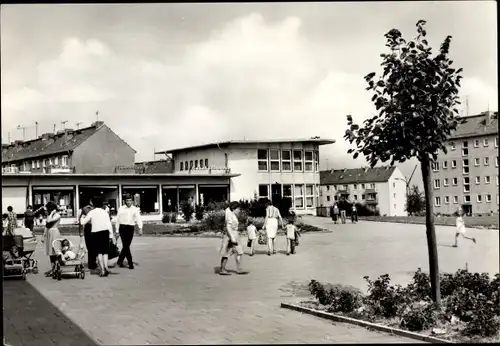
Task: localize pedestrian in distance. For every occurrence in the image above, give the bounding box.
[331,203,339,224]
[115,193,143,269]
[246,218,257,256]
[285,216,301,255]
[41,202,62,276]
[77,200,97,272]
[351,204,358,223]
[24,205,35,232]
[453,208,476,247]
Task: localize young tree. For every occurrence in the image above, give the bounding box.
[406,185,425,216]
[344,20,463,306]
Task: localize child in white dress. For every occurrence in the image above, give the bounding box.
[246,220,257,256]
[453,209,476,247]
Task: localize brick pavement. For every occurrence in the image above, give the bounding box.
[7,218,498,345]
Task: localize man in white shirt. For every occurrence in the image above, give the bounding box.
[115,193,143,269]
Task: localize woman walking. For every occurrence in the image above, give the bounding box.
[80,197,115,277]
[42,202,61,276]
[263,200,283,256]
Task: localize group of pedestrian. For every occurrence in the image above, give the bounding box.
[40,193,143,278]
[330,203,358,224]
[218,200,301,276]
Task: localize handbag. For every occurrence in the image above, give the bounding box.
[247,240,252,248]
[257,232,267,245]
[108,239,120,260]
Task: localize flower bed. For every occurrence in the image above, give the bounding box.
[302,268,500,343]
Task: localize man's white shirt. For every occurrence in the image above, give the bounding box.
[116,205,143,233]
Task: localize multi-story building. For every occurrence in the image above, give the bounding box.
[155,138,335,215]
[431,111,499,215]
[319,166,407,216]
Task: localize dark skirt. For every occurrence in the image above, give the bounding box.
[92,230,110,255]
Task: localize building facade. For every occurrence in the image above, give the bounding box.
[431,111,499,215]
[319,166,407,217]
[2,121,135,175]
[156,138,335,215]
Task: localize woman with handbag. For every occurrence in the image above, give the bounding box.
[80,197,116,277]
[263,200,283,256]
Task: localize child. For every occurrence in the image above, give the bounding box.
[246,219,257,256]
[453,208,476,247]
[60,239,76,261]
[285,218,301,255]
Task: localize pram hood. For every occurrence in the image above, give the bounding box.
[13,227,34,239]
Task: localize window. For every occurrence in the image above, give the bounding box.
[434,197,441,206]
[451,160,457,168]
[122,186,160,214]
[326,186,330,191]
[464,185,470,193]
[270,149,280,171]
[327,196,331,202]
[464,195,471,203]
[304,151,314,172]
[474,158,480,166]
[293,150,303,171]
[283,184,292,204]
[486,194,492,203]
[461,148,468,156]
[189,160,193,169]
[475,176,480,185]
[484,138,489,147]
[54,156,59,165]
[62,156,68,166]
[495,137,498,148]
[305,185,314,208]
[434,179,440,189]
[294,185,304,208]
[31,161,35,169]
[496,157,498,167]
[361,194,365,200]
[450,142,456,150]
[432,161,439,172]
[353,195,358,200]
[184,161,188,170]
[462,140,468,148]
[194,160,198,169]
[282,150,291,171]
[485,176,491,184]
[258,149,268,171]
[205,159,208,168]
[444,196,450,204]
[361,184,366,189]
[484,157,490,166]
[49,158,53,165]
[463,177,470,193]
[463,177,470,184]
[453,196,459,204]
[497,176,499,186]
[443,178,449,186]
[443,161,448,169]
[42,160,46,167]
[199,159,203,168]
[314,150,320,171]
[462,159,469,174]
[354,184,358,189]
[258,184,269,199]
[334,196,338,201]
[474,139,480,147]
[477,194,482,203]
[452,177,458,186]
[370,183,376,189]
[36,160,40,168]
[393,193,396,198]
[180,162,184,171]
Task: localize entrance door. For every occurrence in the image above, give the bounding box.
[271,184,282,203]
[462,204,472,216]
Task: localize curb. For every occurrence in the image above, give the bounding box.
[281,303,453,344]
[357,218,498,230]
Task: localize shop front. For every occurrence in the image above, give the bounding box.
[32,186,76,218]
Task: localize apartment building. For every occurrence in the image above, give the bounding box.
[155,138,335,215]
[320,166,407,216]
[431,111,499,215]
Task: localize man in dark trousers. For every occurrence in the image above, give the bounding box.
[78,200,97,272]
[115,194,143,269]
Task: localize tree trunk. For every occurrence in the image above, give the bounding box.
[420,156,441,306]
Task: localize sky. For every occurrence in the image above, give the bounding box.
[1,2,497,188]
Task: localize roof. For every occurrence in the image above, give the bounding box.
[2,124,100,163]
[1,172,240,178]
[449,112,498,140]
[156,138,336,155]
[320,166,397,185]
[134,160,174,174]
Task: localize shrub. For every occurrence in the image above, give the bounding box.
[308,280,334,305]
[440,268,494,299]
[180,202,194,222]
[195,204,204,221]
[462,295,500,337]
[363,274,409,318]
[406,268,432,301]
[162,212,177,224]
[327,288,364,314]
[202,210,225,231]
[205,201,227,212]
[400,302,438,332]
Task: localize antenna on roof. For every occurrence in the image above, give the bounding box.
[16,125,27,141]
[76,122,83,129]
[61,120,68,130]
[96,111,99,122]
[35,121,39,138]
[466,96,469,117]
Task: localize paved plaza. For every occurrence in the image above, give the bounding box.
[4,218,498,345]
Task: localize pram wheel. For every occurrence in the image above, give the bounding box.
[80,271,85,279]
[32,267,39,274]
[22,271,26,280]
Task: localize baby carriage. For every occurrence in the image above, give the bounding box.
[3,231,39,279]
[51,239,86,281]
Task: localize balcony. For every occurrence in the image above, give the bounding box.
[2,167,19,174]
[364,188,377,193]
[47,166,74,173]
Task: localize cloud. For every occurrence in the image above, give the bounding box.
[1,11,497,183]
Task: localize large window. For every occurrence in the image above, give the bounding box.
[122,186,160,214]
[258,184,269,199]
[283,184,292,205]
[294,185,304,208]
[282,150,292,172]
[79,185,119,215]
[305,185,314,208]
[198,185,228,205]
[434,196,441,206]
[305,151,314,172]
[462,159,469,174]
[270,149,280,171]
[162,186,178,212]
[32,186,75,217]
[180,162,184,171]
[258,150,268,171]
[293,150,303,171]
